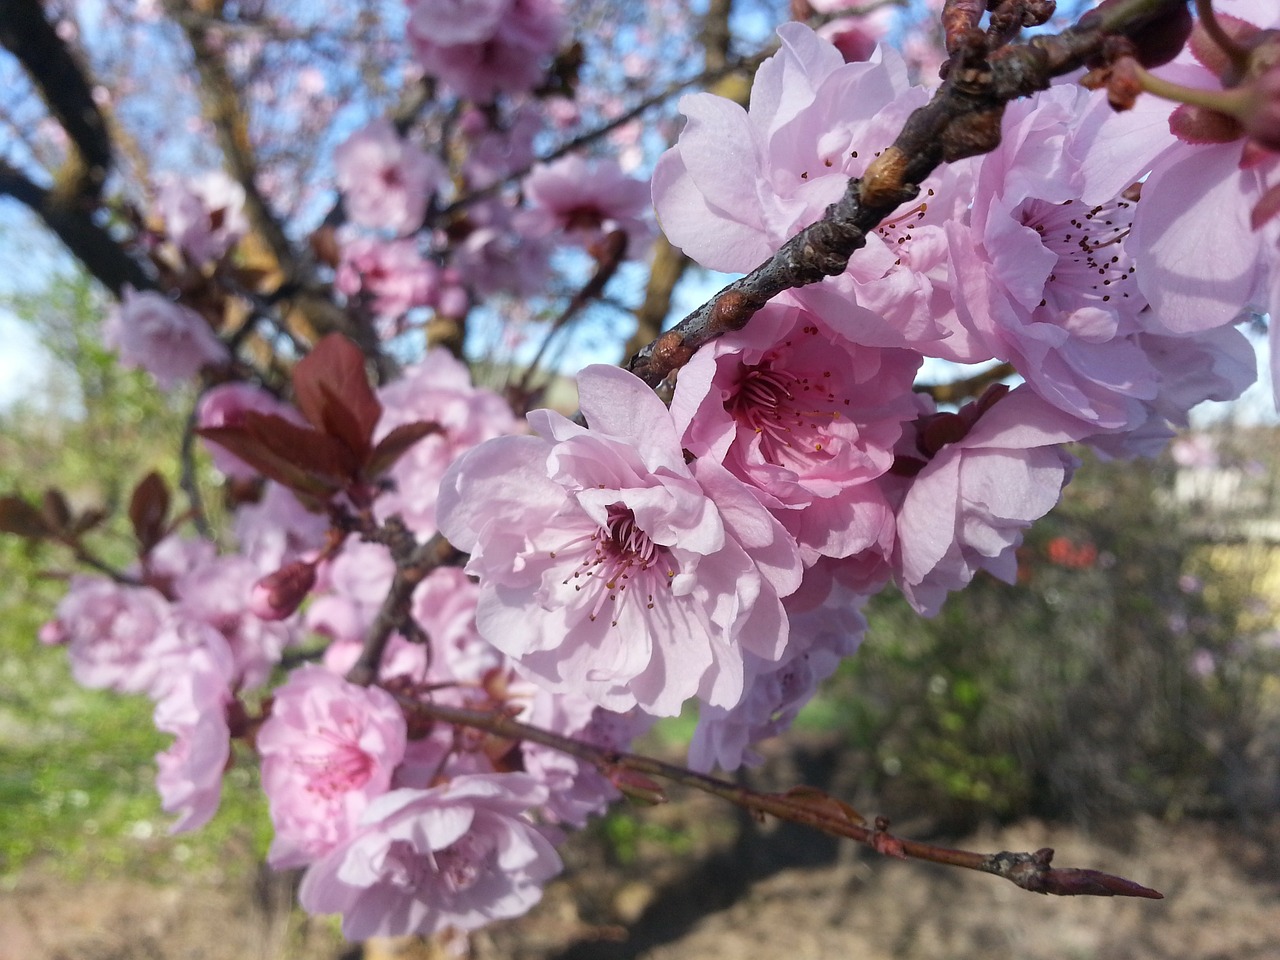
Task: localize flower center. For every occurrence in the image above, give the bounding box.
[727,356,839,470]
[552,504,674,627]
[1021,197,1139,313]
[299,724,375,799]
[435,831,493,894]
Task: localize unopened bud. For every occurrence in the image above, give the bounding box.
[608,767,667,806]
[249,560,316,621]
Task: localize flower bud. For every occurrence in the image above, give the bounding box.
[249,560,316,621]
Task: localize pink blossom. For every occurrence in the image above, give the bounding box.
[153,630,236,832]
[103,288,228,390]
[652,23,979,357]
[451,198,553,297]
[671,300,917,563]
[334,119,443,235]
[1072,1,1280,339]
[892,387,1092,616]
[518,155,653,256]
[335,236,440,319]
[375,348,519,536]
[308,540,398,648]
[155,170,247,264]
[437,364,803,717]
[406,0,508,46]
[946,83,1162,431]
[197,383,304,480]
[232,482,329,574]
[258,665,408,869]
[298,774,562,939]
[174,553,298,691]
[50,576,174,695]
[407,0,565,103]
[689,579,867,772]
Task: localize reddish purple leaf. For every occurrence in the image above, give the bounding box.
[366,420,440,480]
[292,334,382,453]
[0,494,52,539]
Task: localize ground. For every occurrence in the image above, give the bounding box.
[4,805,1278,960]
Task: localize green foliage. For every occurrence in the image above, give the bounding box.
[806,452,1273,829]
[0,268,269,883]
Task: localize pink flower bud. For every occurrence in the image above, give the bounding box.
[250,561,316,621]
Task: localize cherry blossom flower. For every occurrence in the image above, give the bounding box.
[174,553,298,691]
[335,236,440,320]
[153,630,236,832]
[258,666,408,869]
[689,578,867,772]
[892,387,1092,616]
[334,119,444,235]
[375,348,519,537]
[652,23,979,358]
[671,300,918,563]
[437,364,803,717]
[407,0,565,102]
[155,170,247,264]
[518,155,653,256]
[298,774,562,939]
[103,288,228,390]
[47,576,174,696]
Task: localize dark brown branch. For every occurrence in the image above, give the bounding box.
[515,229,629,403]
[0,0,112,201]
[407,700,1165,901]
[346,528,463,687]
[624,0,1186,388]
[0,161,154,296]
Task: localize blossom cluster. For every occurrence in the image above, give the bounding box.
[49,0,1280,947]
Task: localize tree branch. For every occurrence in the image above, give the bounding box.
[625,0,1187,388]
[407,699,1165,900]
[0,0,112,201]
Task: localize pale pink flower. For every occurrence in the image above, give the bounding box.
[335,236,440,319]
[407,0,565,103]
[258,665,408,869]
[652,23,979,357]
[298,774,562,940]
[174,553,298,691]
[689,579,867,772]
[50,576,174,695]
[375,348,519,537]
[406,0,508,46]
[892,387,1091,616]
[1072,0,1280,339]
[947,83,1161,431]
[334,119,444,235]
[233,483,329,574]
[153,630,236,832]
[155,170,247,264]
[671,300,917,564]
[103,288,228,389]
[518,155,653,256]
[437,364,803,717]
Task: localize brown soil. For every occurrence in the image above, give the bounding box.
[4,811,1277,960]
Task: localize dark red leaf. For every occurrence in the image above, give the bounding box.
[129,472,170,552]
[292,334,382,452]
[243,411,362,481]
[366,421,441,479]
[71,507,110,537]
[0,495,52,539]
[41,488,73,532]
[198,423,342,499]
